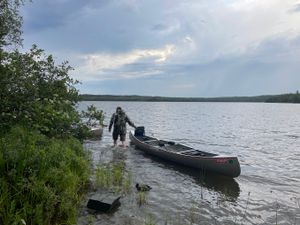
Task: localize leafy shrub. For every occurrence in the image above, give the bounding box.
[81,104,105,127]
[0,126,91,225]
[0,46,83,138]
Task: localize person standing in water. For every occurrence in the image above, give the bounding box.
[109,106,136,147]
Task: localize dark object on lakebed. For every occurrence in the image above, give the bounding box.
[87,196,121,213]
[130,127,241,178]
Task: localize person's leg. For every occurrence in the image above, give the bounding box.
[120,132,126,147]
[112,129,118,147]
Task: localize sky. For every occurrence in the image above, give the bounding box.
[21,0,300,97]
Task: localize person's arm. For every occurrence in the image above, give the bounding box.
[126,115,136,128]
[108,113,115,132]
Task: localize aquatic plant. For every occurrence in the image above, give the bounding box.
[95,164,110,188]
[123,171,133,194]
[189,205,198,225]
[275,199,279,225]
[87,215,95,225]
[112,162,125,186]
[95,161,132,194]
[290,197,300,225]
[144,215,156,225]
[136,191,147,206]
[240,191,251,224]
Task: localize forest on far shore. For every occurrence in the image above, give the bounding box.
[80,91,300,103]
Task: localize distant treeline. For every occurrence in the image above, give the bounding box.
[265,92,300,103]
[80,92,300,103]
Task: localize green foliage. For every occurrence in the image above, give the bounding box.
[0,126,91,225]
[0,0,25,48]
[0,1,101,225]
[81,104,105,127]
[0,45,90,139]
[144,216,156,225]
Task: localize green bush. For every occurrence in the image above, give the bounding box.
[0,46,84,138]
[0,126,91,225]
[0,2,102,224]
[0,45,105,140]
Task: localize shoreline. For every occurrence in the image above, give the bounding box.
[79,93,300,103]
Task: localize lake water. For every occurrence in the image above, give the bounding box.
[77,102,300,225]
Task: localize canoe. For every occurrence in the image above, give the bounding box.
[129,128,241,178]
[90,127,103,137]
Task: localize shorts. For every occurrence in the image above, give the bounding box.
[112,128,126,141]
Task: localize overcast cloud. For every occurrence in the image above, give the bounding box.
[21,0,300,97]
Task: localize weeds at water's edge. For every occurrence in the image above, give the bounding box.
[290,196,300,225]
[136,191,147,206]
[95,162,132,194]
[87,215,95,225]
[144,215,157,225]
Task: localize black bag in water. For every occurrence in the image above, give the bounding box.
[135,126,145,136]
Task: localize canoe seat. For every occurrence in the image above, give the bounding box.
[180,150,207,156]
[179,150,198,154]
[144,139,158,143]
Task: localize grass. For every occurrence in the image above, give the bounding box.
[136,191,147,206]
[0,126,91,225]
[144,215,156,225]
[95,161,132,194]
[291,197,300,225]
[189,205,198,225]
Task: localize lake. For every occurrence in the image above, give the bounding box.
[77,102,300,225]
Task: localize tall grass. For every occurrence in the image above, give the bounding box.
[0,126,91,225]
[136,191,147,206]
[143,215,156,225]
[95,161,132,194]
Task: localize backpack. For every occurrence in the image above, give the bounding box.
[114,112,126,128]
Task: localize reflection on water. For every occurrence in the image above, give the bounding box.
[78,102,300,225]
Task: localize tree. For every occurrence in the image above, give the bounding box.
[0,1,103,224]
[0,1,105,138]
[0,45,82,138]
[0,0,25,48]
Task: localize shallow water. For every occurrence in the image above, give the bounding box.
[77,102,300,225]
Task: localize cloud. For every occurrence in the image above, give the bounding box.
[72,44,175,80]
[21,0,300,96]
[171,83,196,90]
[22,0,111,32]
[288,2,300,12]
[151,24,169,31]
[72,32,300,95]
[170,0,300,63]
